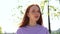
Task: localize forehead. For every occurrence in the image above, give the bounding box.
[30,6,39,10]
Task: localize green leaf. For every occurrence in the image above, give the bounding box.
[44,0,48,3]
[40,0,48,12]
[57,12,60,14]
[0,26,2,34]
[17,5,22,9]
[20,10,24,14]
[49,6,57,11]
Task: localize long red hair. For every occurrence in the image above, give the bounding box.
[19,4,43,27]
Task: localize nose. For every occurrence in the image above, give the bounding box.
[35,12,39,15]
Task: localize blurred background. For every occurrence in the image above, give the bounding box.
[0,0,60,34]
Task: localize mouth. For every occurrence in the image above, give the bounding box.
[35,16,39,18]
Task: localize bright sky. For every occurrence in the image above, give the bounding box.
[0,0,60,33]
[0,0,18,33]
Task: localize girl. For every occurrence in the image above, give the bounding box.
[16,4,49,34]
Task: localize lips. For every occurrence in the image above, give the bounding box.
[35,16,38,18]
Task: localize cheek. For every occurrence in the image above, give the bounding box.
[38,13,40,17]
[28,13,35,18]
[30,14,34,18]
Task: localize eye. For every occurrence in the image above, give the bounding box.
[37,10,40,13]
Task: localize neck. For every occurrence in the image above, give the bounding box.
[28,20,37,26]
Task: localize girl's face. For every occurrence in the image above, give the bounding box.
[27,6,40,22]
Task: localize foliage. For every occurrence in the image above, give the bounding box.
[0,26,2,34]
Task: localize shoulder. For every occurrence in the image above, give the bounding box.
[41,25,48,30]
[38,25,49,31]
[16,27,25,34]
[40,26,49,34]
[17,27,25,31]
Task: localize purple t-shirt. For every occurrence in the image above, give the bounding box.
[16,24,49,34]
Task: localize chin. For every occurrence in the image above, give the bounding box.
[34,19,39,21]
